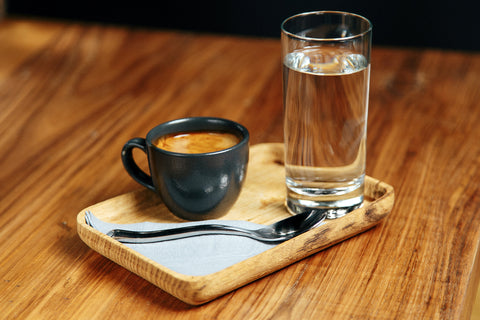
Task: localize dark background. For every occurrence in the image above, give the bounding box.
[5,0,479,51]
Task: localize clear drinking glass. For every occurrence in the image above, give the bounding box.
[281,11,372,219]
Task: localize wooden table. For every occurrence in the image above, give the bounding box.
[1,18,479,319]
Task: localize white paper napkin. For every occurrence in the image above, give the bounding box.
[86,213,277,276]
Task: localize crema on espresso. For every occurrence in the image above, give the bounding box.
[154,131,240,154]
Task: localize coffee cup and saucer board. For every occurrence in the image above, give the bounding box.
[77,143,395,305]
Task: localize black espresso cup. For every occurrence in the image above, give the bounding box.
[121,117,249,221]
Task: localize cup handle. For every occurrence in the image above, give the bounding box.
[121,138,156,192]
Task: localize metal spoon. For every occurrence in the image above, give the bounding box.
[85,209,327,244]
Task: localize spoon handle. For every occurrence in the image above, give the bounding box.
[105,224,280,244]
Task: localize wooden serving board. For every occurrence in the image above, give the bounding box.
[77,143,395,305]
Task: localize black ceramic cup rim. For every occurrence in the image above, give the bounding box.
[145,117,249,157]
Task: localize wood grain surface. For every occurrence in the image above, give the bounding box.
[1,18,480,319]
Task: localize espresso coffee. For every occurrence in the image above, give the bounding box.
[122,117,249,220]
[154,131,240,154]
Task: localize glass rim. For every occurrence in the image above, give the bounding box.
[281,11,372,42]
